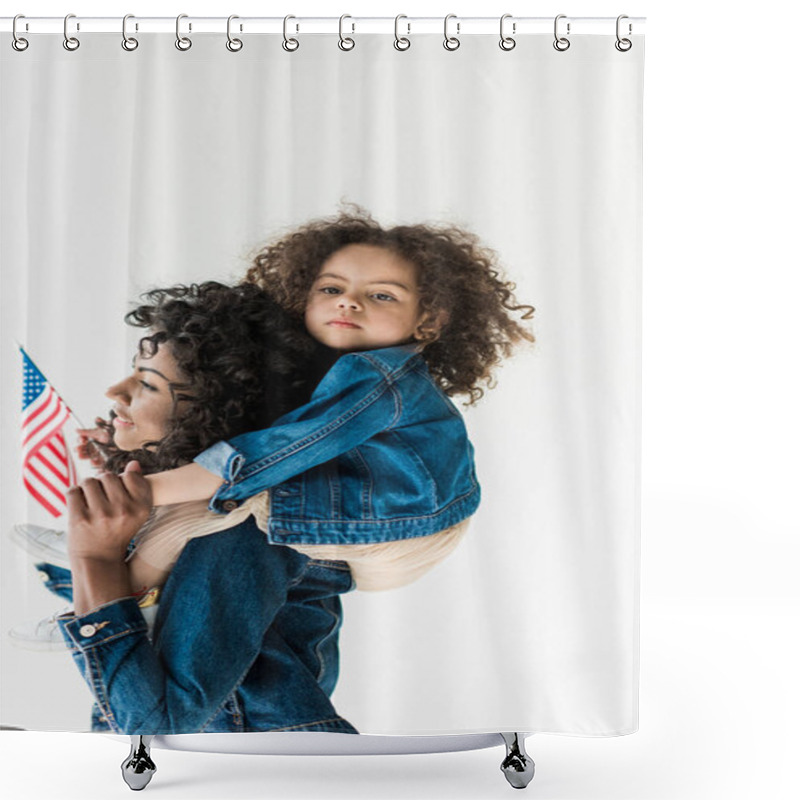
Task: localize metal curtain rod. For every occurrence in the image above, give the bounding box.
[1,16,646,35]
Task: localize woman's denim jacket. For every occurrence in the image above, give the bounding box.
[57,518,357,735]
[194,345,480,546]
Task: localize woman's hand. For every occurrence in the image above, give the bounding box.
[76,417,112,468]
[67,461,153,564]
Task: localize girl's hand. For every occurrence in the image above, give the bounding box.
[66,461,153,564]
[76,417,111,467]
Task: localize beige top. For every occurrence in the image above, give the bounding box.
[128,492,469,593]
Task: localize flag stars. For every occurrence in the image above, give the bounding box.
[22,353,47,410]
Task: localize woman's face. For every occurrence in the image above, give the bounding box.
[104,343,185,451]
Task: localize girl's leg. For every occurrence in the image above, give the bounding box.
[33,562,74,602]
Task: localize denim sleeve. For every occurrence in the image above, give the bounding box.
[194,353,402,513]
[57,521,304,734]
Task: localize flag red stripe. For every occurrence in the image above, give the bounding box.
[24,426,68,464]
[25,462,67,505]
[22,400,66,447]
[23,461,68,515]
[45,440,68,467]
[22,476,62,518]
[22,390,51,425]
[34,450,70,489]
[23,399,67,441]
[21,385,57,427]
[29,443,70,483]
[23,443,69,478]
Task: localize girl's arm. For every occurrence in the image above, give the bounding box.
[144,463,224,506]
[148,351,402,509]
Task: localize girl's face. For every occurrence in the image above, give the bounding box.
[305,244,427,352]
[104,343,185,451]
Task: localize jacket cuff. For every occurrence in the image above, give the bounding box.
[194,441,246,512]
[58,597,147,651]
[194,440,244,479]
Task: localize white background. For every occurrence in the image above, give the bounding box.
[1,1,798,799]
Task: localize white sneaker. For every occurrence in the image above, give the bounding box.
[10,523,70,567]
[7,611,70,652]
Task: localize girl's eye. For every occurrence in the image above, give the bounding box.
[320,286,342,295]
[139,380,157,392]
[372,293,396,302]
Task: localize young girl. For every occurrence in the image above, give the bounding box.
[141,209,535,590]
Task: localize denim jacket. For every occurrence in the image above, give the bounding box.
[195,345,480,546]
[57,518,357,735]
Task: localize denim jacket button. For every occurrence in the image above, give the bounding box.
[38,570,49,582]
[222,500,239,512]
[79,624,97,638]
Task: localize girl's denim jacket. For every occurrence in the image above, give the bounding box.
[194,344,480,546]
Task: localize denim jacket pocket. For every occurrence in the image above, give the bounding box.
[270,476,304,519]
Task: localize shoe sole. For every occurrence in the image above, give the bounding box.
[9,526,71,568]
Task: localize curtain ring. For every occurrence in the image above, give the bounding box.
[175,14,192,51]
[226,15,243,52]
[499,14,516,51]
[615,15,632,52]
[339,15,355,51]
[122,14,139,51]
[282,15,299,52]
[443,14,460,51]
[12,15,29,52]
[553,14,570,51]
[63,14,80,51]
[394,15,411,51]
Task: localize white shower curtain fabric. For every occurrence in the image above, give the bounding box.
[0,31,643,736]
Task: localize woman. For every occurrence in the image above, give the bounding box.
[55,282,356,735]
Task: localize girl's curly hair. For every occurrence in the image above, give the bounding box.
[98,281,318,474]
[244,209,535,403]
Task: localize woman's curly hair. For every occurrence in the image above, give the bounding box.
[98,281,318,474]
[244,209,535,403]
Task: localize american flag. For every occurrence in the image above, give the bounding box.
[21,347,78,517]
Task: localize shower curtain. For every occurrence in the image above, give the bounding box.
[0,21,643,737]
